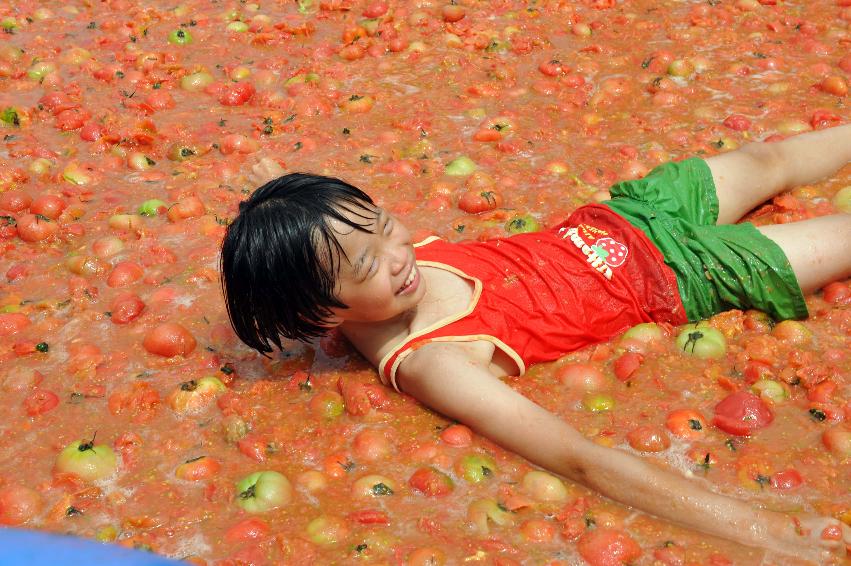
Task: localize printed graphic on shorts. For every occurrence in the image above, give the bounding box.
[558,223,629,280]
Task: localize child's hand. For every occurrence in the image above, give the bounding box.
[248,157,286,186]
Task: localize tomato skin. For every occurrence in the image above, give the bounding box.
[613,352,643,381]
[823,282,851,305]
[713,392,774,436]
[576,527,642,566]
[457,190,504,213]
[107,261,144,287]
[175,456,221,481]
[142,323,197,357]
[440,424,473,447]
[626,425,671,452]
[167,196,206,221]
[0,190,32,212]
[16,213,59,242]
[224,517,269,544]
[23,389,60,416]
[0,313,30,336]
[409,467,454,497]
[110,293,145,324]
[770,469,803,490]
[347,509,390,525]
[723,114,751,131]
[362,1,388,18]
[0,485,43,526]
[218,82,256,106]
[54,107,91,131]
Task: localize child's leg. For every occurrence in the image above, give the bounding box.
[706,124,851,224]
[757,214,851,293]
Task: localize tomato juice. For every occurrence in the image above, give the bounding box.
[0,0,849,564]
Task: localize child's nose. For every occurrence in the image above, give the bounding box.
[387,245,407,275]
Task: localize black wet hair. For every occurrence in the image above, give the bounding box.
[220,172,376,352]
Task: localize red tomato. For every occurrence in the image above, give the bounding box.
[107,261,144,287]
[0,313,31,336]
[0,191,32,212]
[823,282,851,305]
[770,469,803,490]
[457,189,504,213]
[722,114,751,131]
[362,1,388,18]
[110,293,145,324]
[576,527,642,566]
[79,121,106,142]
[16,213,59,242]
[408,467,454,497]
[219,82,256,106]
[224,518,269,544]
[237,434,268,462]
[23,389,59,416]
[713,392,774,436]
[0,485,42,526]
[54,107,91,131]
[167,196,206,221]
[613,352,643,381]
[626,425,671,452]
[347,509,390,525]
[142,323,197,357]
[440,424,473,447]
[175,456,221,481]
[29,195,66,220]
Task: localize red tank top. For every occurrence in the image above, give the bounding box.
[378,204,687,391]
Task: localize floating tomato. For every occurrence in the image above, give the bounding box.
[713,392,774,436]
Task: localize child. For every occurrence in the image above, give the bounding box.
[221,124,851,561]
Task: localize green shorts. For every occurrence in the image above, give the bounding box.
[602,158,808,322]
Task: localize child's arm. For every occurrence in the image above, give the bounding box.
[399,344,851,561]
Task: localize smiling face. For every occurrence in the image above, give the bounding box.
[329,206,426,325]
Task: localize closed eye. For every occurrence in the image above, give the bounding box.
[383,217,393,235]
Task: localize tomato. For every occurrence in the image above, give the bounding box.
[176,456,222,481]
[770,469,803,490]
[457,189,503,213]
[16,213,59,242]
[713,392,774,436]
[0,190,32,212]
[440,424,473,447]
[0,485,43,526]
[107,261,144,287]
[23,389,59,416]
[626,425,671,452]
[576,527,642,566]
[142,323,197,357]
[665,409,707,440]
[224,518,269,544]
[110,293,145,324]
[557,362,608,390]
[0,312,30,336]
[722,114,751,131]
[352,428,392,460]
[823,282,851,305]
[612,352,643,381]
[408,467,454,497]
[167,196,205,221]
[218,82,256,106]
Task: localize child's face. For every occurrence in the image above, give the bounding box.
[328,206,425,324]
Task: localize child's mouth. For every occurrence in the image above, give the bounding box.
[396,265,419,295]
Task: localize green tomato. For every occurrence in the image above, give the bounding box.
[180,72,214,92]
[305,515,347,545]
[235,470,292,513]
[55,438,118,482]
[138,199,167,217]
[456,453,497,483]
[226,21,249,33]
[675,323,727,359]
[27,61,56,81]
[468,498,514,534]
[167,28,193,45]
[444,156,477,176]
[621,322,663,344]
[583,393,615,412]
[833,186,851,213]
[505,215,540,234]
